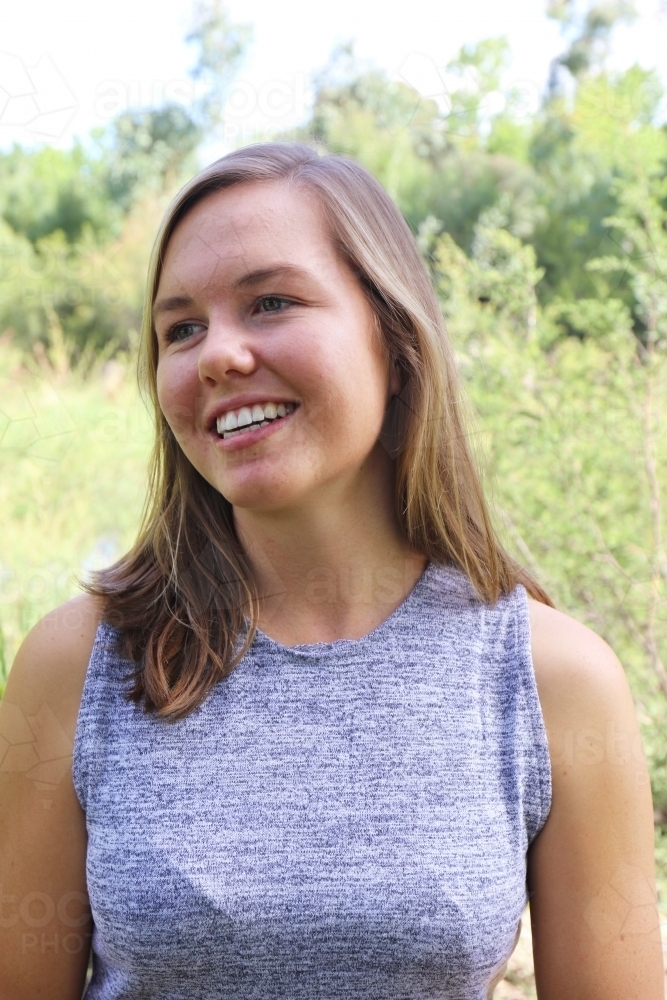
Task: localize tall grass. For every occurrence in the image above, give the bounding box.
[0,336,152,691]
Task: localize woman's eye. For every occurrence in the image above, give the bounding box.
[257,296,290,314]
[167,322,205,343]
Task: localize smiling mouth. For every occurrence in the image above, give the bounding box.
[214,401,298,440]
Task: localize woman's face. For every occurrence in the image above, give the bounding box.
[154,180,400,513]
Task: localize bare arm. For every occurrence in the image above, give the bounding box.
[528,599,664,999]
[0,594,101,1000]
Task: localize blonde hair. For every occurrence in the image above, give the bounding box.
[89,142,551,720]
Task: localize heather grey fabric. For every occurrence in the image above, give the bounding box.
[73,561,551,999]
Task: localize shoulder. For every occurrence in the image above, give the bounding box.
[2,593,104,739]
[0,594,100,997]
[526,598,636,738]
[525,598,649,854]
[524,610,662,994]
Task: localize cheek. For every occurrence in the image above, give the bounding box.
[298,341,389,449]
[331,326,391,415]
[156,356,202,442]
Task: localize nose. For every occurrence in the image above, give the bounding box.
[197,315,258,386]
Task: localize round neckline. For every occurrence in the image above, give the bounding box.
[250,560,435,658]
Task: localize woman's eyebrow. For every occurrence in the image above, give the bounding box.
[234,264,312,289]
[153,294,196,317]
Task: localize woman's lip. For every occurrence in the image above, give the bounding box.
[211,405,298,451]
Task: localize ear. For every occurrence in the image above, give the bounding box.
[379,384,409,459]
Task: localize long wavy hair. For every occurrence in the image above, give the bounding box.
[88,142,552,720]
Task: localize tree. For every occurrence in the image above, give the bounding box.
[95,105,201,213]
[433,203,667,832]
[291,42,544,249]
[528,61,666,309]
[587,175,667,351]
[0,143,117,245]
[91,0,251,215]
[547,0,637,89]
[186,0,252,130]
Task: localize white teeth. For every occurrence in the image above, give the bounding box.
[216,401,297,437]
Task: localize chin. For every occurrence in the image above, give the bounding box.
[203,449,321,510]
[211,475,302,513]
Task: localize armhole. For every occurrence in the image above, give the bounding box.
[514,585,553,843]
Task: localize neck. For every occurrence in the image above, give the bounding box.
[233,450,427,645]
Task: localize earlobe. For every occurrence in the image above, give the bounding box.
[389,359,405,398]
[379,389,409,459]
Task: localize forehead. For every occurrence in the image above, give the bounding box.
[159,180,337,290]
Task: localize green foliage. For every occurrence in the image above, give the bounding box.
[469,203,545,321]
[434,205,667,843]
[0,189,169,354]
[547,0,637,82]
[545,295,634,343]
[587,174,667,349]
[444,37,511,145]
[0,143,119,245]
[295,42,545,249]
[299,45,440,223]
[94,105,201,213]
[0,337,152,695]
[292,13,666,333]
[518,64,667,311]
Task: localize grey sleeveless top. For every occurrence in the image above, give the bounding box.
[73,561,551,1000]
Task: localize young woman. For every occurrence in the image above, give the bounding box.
[0,143,662,999]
